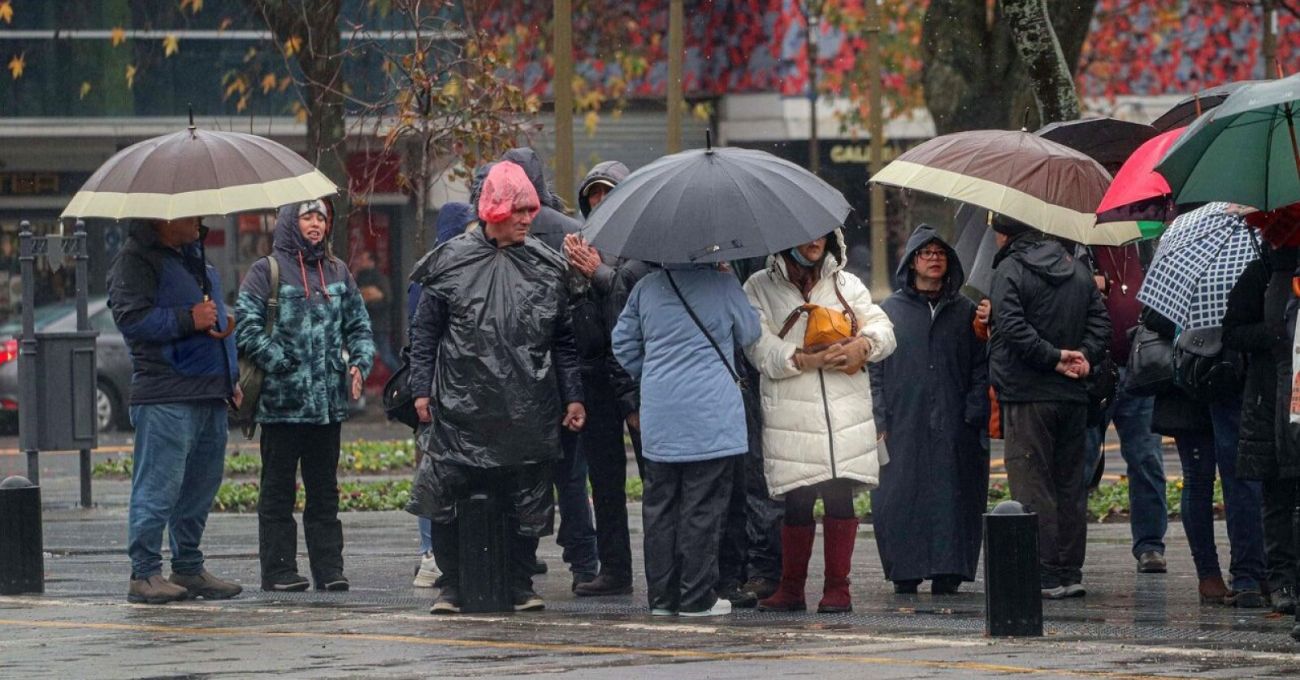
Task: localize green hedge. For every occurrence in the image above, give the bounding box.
[94,439,418,478]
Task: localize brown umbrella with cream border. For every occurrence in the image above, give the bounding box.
[869,129,1123,245]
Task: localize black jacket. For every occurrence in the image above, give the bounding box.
[988,232,1111,403]
[1222,258,1281,478]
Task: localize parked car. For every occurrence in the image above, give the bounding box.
[0,297,133,433]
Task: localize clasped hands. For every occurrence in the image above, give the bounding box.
[793,336,871,374]
[1055,349,1091,379]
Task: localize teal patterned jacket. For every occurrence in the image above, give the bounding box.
[235,205,375,424]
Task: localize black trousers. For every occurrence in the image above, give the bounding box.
[1002,401,1088,588]
[258,422,343,581]
[584,419,636,582]
[1263,478,1300,592]
[642,456,735,612]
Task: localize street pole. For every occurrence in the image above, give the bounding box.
[667,0,684,153]
[1262,0,1278,79]
[866,0,889,296]
[806,7,820,176]
[554,0,575,206]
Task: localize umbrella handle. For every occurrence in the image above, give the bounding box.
[208,313,236,340]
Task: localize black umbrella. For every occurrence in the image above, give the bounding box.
[951,203,998,298]
[583,136,852,263]
[1150,81,1258,132]
[1036,117,1158,170]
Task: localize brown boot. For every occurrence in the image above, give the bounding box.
[170,570,243,600]
[818,517,858,613]
[128,574,189,604]
[1198,575,1229,604]
[757,524,815,612]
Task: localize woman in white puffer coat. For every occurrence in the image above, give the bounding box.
[743,228,895,614]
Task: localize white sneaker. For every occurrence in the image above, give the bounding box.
[412,552,441,588]
[679,598,732,617]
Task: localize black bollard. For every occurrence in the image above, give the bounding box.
[983,500,1041,637]
[0,476,44,595]
[457,493,512,613]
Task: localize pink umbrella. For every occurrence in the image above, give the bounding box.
[1095,127,1186,239]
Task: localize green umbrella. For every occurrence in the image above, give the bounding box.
[1155,74,1300,211]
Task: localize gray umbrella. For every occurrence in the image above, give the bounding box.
[583,140,851,263]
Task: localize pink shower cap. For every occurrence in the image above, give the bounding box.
[478,162,541,224]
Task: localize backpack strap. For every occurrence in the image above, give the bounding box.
[264,255,281,335]
[665,270,746,389]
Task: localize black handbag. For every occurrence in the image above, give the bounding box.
[1086,352,1120,426]
[1173,327,1244,401]
[1125,322,1175,397]
[383,346,420,430]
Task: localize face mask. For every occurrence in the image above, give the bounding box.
[789,248,816,268]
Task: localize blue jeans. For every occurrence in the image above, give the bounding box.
[419,517,433,554]
[554,429,598,577]
[127,401,228,578]
[1084,369,1168,558]
[1173,396,1267,592]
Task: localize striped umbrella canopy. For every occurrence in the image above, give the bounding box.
[869,130,1124,245]
[62,126,336,221]
[1136,202,1260,329]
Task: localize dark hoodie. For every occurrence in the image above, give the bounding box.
[988,231,1110,403]
[500,147,582,252]
[107,222,238,404]
[578,160,630,218]
[234,204,375,424]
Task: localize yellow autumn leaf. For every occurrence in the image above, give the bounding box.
[181,0,204,14]
[79,81,92,99]
[125,64,137,89]
[277,75,292,92]
[236,94,248,113]
[162,34,180,57]
[284,36,302,57]
[218,18,231,33]
[0,1,13,25]
[110,27,127,47]
[584,110,599,137]
[291,101,307,124]
[243,47,257,63]
[260,73,276,94]
[441,78,459,98]
[7,53,24,80]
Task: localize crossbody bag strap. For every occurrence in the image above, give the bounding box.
[265,256,280,335]
[665,270,744,388]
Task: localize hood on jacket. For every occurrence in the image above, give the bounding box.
[467,162,496,222]
[273,202,331,263]
[893,223,965,295]
[502,147,565,211]
[767,228,848,280]
[435,202,476,245]
[578,160,630,217]
[994,232,1076,286]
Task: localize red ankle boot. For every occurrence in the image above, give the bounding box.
[757,524,815,612]
[818,516,858,613]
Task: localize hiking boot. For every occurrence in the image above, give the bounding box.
[1271,586,1297,615]
[930,575,962,596]
[893,579,921,594]
[1198,576,1229,604]
[1227,588,1267,609]
[573,573,634,597]
[513,589,545,612]
[718,581,758,609]
[430,586,462,614]
[261,572,310,592]
[741,576,779,600]
[316,574,350,592]
[169,570,242,600]
[128,574,190,604]
[1137,551,1167,574]
[413,552,441,588]
[679,597,732,617]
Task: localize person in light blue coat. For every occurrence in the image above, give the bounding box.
[612,263,761,616]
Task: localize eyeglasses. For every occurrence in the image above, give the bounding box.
[916,249,948,261]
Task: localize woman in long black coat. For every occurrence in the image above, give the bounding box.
[869,224,990,594]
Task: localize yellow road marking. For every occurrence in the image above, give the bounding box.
[0,618,1195,679]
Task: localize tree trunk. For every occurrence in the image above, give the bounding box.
[1003,0,1079,125]
[921,0,1098,135]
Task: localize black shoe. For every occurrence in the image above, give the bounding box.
[573,573,634,597]
[430,586,462,614]
[316,574,350,592]
[893,579,920,594]
[571,572,597,594]
[1271,586,1296,615]
[930,576,961,595]
[261,573,310,592]
[1228,589,1267,609]
[530,559,548,575]
[513,589,545,612]
[1137,551,1167,574]
[741,576,779,600]
[718,581,758,609]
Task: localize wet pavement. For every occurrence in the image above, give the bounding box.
[2,412,1298,677]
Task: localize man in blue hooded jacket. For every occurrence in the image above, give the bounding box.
[108,217,242,604]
